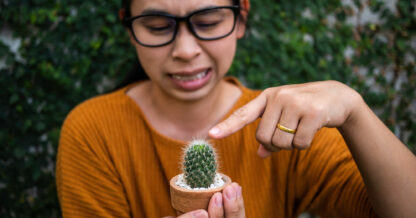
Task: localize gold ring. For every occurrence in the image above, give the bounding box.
[277,123,296,134]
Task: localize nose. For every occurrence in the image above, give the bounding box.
[171,22,201,61]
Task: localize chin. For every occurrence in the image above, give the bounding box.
[168,85,214,102]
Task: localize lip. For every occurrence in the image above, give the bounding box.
[169,67,210,76]
[168,68,212,91]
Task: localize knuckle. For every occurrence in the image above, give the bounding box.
[276,87,292,99]
[226,205,241,216]
[264,87,279,101]
[270,92,281,103]
[231,107,249,124]
[288,96,303,109]
[255,131,270,145]
[292,137,311,149]
[272,135,292,150]
[308,103,324,118]
[263,87,274,95]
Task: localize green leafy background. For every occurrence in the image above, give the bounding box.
[1,0,415,216]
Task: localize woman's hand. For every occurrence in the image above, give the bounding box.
[209,80,363,157]
[209,80,416,216]
[165,182,245,218]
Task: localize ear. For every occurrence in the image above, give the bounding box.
[241,0,250,11]
[119,8,126,21]
[236,0,250,39]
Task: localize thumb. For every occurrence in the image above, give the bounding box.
[176,209,208,218]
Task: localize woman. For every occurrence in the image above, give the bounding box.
[56,0,416,217]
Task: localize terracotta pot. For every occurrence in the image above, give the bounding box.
[169,173,232,215]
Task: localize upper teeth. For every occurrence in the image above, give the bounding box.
[172,70,208,81]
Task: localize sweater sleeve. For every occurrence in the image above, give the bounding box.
[289,128,377,217]
[56,105,131,218]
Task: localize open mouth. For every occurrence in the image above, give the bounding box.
[169,69,209,81]
[168,68,212,91]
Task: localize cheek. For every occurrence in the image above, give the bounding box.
[206,37,237,75]
[135,46,168,76]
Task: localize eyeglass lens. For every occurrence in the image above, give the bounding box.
[131,8,236,46]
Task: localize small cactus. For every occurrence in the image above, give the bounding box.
[183,140,217,188]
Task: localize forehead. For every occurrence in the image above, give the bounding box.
[130,0,233,16]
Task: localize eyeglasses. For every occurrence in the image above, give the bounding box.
[123,6,240,47]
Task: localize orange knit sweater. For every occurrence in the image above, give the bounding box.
[56,78,376,217]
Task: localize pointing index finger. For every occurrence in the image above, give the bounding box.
[209,92,267,139]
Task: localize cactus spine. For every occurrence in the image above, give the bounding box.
[183,140,217,188]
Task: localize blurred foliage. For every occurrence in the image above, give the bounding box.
[231,0,415,148]
[0,0,415,216]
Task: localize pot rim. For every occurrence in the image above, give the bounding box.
[170,173,231,193]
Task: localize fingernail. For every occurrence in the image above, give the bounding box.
[209,127,220,136]
[215,193,223,207]
[225,185,236,200]
[192,210,207,218]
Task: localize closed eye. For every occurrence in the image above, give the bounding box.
[194,20,222,30]
[146,24,174,32]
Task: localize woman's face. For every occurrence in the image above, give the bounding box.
[129,0,246,101]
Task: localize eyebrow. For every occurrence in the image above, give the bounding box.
[140,5,220,17]
[141,8,171,16]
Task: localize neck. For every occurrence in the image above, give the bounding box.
[127,78,241,141]
[150,80,228,132]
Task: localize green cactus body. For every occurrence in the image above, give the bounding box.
[183,140,217,188]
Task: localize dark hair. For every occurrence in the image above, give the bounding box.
[115,0,242,90]
[121,0,240,17]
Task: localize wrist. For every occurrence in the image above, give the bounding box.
[339,90,367,134]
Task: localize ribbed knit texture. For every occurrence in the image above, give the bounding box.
[56,77,376,217]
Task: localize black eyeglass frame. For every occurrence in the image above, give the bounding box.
[123,6,240,47]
